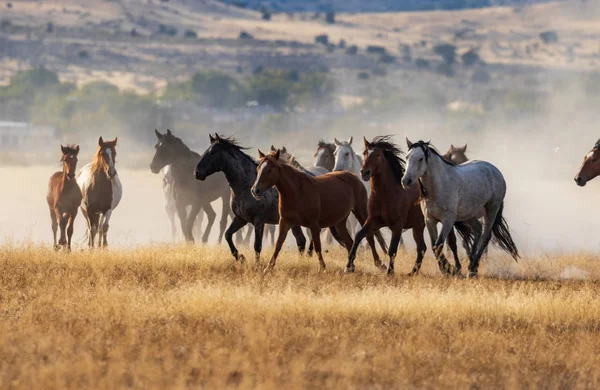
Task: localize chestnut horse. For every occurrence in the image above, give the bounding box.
[575,139,600,187]
[77,137,122,247]
[345,136,468,275]
[251,149,384,272]
[47,144,82,251]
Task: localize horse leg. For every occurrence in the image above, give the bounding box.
[225,216,248,261]
[50,209,58,250]
[446,228,461,275]
[267,224,276,247]
[193,207,204,243]
[434,218,457,276]
[101,210,113,248]
[67,215,75,252]
[176,203,191,242]
[218,195,230,245]
[334,220,354,254]
[345,218,374,273]
[386,230,403,276]
[89,213,100,249]
[243,225,253,246]
[58,215,68,249]
[309,224,327,271]
[305,228,313,256]
[290,225,306,254]
[201,203,216,244]
[253,222,265,263]
[425,218,454,276]
[468,205,500,278]
[97,213,107,248]
[265,220,291,273]
[408,226,428,276]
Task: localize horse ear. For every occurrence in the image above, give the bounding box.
[98,136,104,146]
[348,136,353,145]
[74,145,80,154]
[282,146,287,154]
[450,144,455,150]
[258,149,265,159]
[113,137,118,145]
[270,145,276,152]
[215,133,221,142]
[462,144,467,152]
[426,139,431,145]
[166,129,173,137]
[334,137,341,146]
[406,137,413,149]
[155,129,163,139]
[363,136,369,148]
[209,134,215,143]
[61,144,66,153]
[274,149,280,160]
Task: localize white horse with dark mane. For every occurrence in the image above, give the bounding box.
[401,139,519,278]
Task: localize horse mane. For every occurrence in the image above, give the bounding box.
[215,134,257,166]
[91,145,110,177]
[595,139,600,150]
[368,135,406,184]
[409,140,457,167]
[317,140,335,154]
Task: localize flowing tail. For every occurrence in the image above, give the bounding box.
[328,226,345,247]
[374,229,389,255]
[453,220,478,256]
[491,203,520,261]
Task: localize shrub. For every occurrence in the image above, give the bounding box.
[462,49,480,67]
[345,45,358,55]
[184,29,197,39]
[540,31,558,44]
[325,11,335,24]
[239,31,254,40]
[315,34,328,45]
[433,43,457,64]
[366,45,386,55]
[415,58,430,69]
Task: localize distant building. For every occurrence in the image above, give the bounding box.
[0,121,57,151]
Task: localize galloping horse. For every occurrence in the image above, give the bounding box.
[77,137,122,247]
[575,139,600,187]
[402,140,519,277]
[313,140,336,172]
[251,149,385,272]
[150,129,231,244]
[194,134,308,261]
[47,144,82,251]
[273,145,329,176]
[345,137,467,275]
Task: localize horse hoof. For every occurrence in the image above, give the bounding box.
[379,264,388,272]
[387,269,394,277]
[468,271,478,279]
[407,270,418,277]
[238,254,246,263]
[344,266,355,274]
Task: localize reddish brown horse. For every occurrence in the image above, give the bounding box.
[345,136,467,275]
[251,149,384,272]
[47,145,82,251]
[575,139,600,187]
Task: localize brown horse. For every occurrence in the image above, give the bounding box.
[47,145,82,251]
[575,139,600,186]
[443,144,468,165]
[345,136,466,275]
[251,149,383,272]
[77,137,122,247]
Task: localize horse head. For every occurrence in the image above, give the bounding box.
[333,136,357,172]
[443,144,468,165]
[95,136,118,178]
[314,140,335,172]
[251,149,281,199]
[575,139,600,187]
[60,144,80,179]
[402,138,431,189]
[150,129,180,174]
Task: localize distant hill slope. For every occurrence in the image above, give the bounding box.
[218,0,559,13]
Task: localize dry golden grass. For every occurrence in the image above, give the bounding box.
[1,244,600,389]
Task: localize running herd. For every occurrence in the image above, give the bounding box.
[46,132,600,278]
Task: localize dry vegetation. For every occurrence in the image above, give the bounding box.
[2,244,600,389]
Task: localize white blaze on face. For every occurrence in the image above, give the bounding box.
[586,151,594,160]
[367,148,374,156]
[106,148,115,174]
[256,161,268,184]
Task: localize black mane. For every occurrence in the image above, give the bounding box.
[595,139,600,150]
[409,140,457,166]
[215,134,257,166]
[367,135,406,184]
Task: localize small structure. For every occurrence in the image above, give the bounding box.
[0,121,56,151]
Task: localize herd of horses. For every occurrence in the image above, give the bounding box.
[46,130,600,278]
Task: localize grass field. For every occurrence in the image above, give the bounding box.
[1,244,600,389]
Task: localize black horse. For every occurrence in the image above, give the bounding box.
[150,129,232,244]
[195,134,321,261]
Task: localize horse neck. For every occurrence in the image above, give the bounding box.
[274,163,305,200]
[221,150,257,194]
[420,154,453,199]
[370,160,401,195]
[352,153,362,173]
[170,148,199,182]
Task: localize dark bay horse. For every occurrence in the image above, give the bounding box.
[77,137,122,248]
[47,145,82,251]
[150,129,231,244]
[251,149,384,273]
[575,139,600,186]
[194,134,307,261]
[345,136,467,275]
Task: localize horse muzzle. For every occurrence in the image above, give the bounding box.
[574,175,587,187]
[67,172,76,180]
[108,169,117,178]
[251,185,264,200]
[360,169,371,182]
[401,177,413,190]
[150,163,161,174]
[195,168,206,181]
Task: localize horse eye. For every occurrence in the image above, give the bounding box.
[593,159,598,162]
[419,157,424,162]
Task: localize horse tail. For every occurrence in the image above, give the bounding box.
[328,226,345,247]
[374,229,388,255]
[453,220,477,256]
[491,203,520,261]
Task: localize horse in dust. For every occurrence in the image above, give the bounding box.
[575,139,600,187]
[402,139,519,278]
[151,129,233,244]
[443,144,469,165]
[272,145,329,176]
[251,149,387,273]
[194,134,308,262]
[313,140,336,172]
[47,144,82,251]
[345,136,469,275]
[77,137,122,248]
